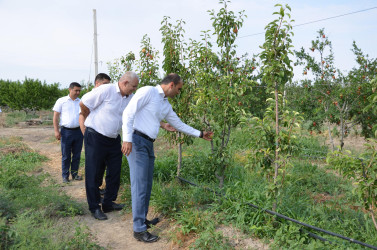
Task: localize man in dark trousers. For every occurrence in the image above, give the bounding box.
[79,73,111,196]
[122,73,213,243]
[53,82,83,183]
[80,71,138,220]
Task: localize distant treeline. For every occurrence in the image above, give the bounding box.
[0,78,92,113]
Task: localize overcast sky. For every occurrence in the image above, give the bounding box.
[0,0,376,88]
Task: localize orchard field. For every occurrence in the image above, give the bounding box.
[1,1,377,249]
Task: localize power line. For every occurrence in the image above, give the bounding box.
[239,6,377,39]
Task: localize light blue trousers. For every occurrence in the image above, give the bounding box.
[127,133,155,232]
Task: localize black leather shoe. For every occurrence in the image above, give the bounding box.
[63,177,70,183]
[145,218,160,229]
[102,203,125,213]
[92,208,107,220]
[133,231,159,243]
[73,175,83,181]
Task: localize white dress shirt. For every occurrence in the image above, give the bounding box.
[82,83,133,138]
[122,85,200,142]
[52,95,80,128]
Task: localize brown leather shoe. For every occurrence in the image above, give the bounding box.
[133,231,159,243]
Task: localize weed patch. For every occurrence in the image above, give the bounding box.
[0,136,96,249]
[149,132,377,248]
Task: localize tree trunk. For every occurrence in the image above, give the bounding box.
[324,106,335,151]
[370,206,377,231]
[327,121,335,151]
[273,86,279,212]
[340,115,344,151]
[216,169,225,189]
[176,132,182,176]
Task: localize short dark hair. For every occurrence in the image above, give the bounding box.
[69,82,81,89]
[161,73,182,86]
[95,73,111,83]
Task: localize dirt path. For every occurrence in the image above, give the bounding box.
[0,123,270,249]
[0,125,171,249]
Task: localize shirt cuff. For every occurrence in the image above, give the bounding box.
[194,129,201,138]
[124,134,133,142]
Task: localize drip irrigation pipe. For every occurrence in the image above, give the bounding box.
[176,176,377,249]
[299,228,333,245]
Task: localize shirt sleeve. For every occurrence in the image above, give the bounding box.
[52,97,63,113]
[81,85,108,110]
[164,104,201,138]
[122,87,152,142]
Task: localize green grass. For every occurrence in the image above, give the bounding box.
[4,110,39,127]
[141,129,377,249]
[0,136,101,249]
[3,109,54,127]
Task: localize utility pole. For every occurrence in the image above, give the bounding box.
[93,9,98,79]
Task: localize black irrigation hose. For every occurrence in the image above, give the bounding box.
[176,176,377,249]
[299,228,333,244]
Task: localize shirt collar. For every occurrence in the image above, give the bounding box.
[115,83,131,99]
[66,95,80,102]
[156,85,168,100]
[115,83,121,93]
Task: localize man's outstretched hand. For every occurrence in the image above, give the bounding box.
[202,131,214,141]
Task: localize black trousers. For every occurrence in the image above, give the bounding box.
[84,128,122,212]
[60,127,83,179]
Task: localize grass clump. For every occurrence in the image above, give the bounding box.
[0,136,100,249]
[4,111,39,127]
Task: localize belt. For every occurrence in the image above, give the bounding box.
[86,127,115,140]
[86,127,99,134]
[62,126,80,130]
[134,130,155,142]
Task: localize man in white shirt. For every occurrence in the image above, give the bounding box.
[122,73,213,243]
[79,73,111,197]
[80,71,138,220]
[53,82,83,184]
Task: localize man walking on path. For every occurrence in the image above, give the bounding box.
[53,82,83,183]
[122,73,213,243]
[79,72,138,220]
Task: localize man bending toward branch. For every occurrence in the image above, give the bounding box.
[80,72,176,221]
[79,72,138,220]
[122,73,213,243]
[79,73,111,197]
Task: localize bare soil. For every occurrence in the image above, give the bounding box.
[320,127,368,153]
[0,119,268,249]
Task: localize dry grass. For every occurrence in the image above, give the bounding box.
[0,136,29,154]
[217,225,270,249]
